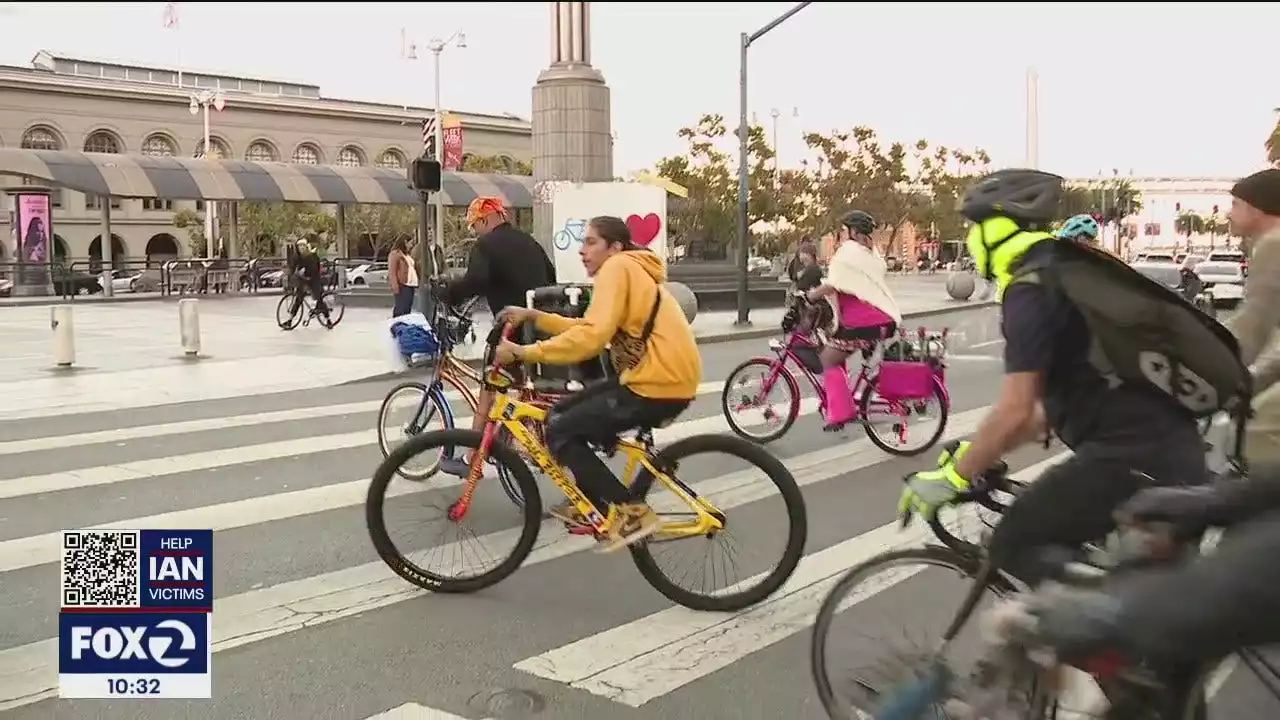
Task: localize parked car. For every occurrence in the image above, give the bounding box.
[0,277,12,297]
[108,268,161,294]
[1135,252,1176,264]
[1193,257,1245,308]
[53,266,102,296]
[1132,263,1215,316]
[347,262,389,287]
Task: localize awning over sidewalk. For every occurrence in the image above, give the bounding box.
[0,148,535,208]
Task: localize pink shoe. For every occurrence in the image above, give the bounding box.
[822,365,855,430]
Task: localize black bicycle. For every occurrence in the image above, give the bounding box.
[277,287,344,330]
[811,433,1278,719]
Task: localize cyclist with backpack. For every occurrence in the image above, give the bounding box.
[895,168,1218,589]
[992,168,1280,667]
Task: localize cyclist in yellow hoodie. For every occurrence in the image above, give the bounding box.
[494,215,702,551]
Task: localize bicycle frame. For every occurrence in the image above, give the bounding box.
[449,373,726,540]
[756,327,951,424]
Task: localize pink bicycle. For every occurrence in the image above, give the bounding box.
[721,320,951,456]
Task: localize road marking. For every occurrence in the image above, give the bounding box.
[0,381,724,456]
[0,383,733,500]
[512,453,1068,707]
[0,407,993,710]
[362,703,489,720]
[0,396,826,573]
[968,339,1005,349]
[946,354,1002,363]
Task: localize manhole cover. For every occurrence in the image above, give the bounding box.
[467,688,545,718]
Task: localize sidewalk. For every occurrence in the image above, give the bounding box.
[0,282,993,420]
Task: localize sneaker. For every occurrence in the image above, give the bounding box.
[596,503,661,553]
[438,455,488,479]
[547,501,588,526]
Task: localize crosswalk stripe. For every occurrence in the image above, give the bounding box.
[0,381,726,457]
[0,399,959,574]
[362,703,488,720]
[0,406,990,709]
[513,453,1068,707]
[0,389,802,502]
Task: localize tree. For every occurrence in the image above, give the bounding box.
[459,153,533,176]
[173,202,335,257]
[908,144,992,246]
[653,113,808,260]
[344,204,418,258]
[1060,179,1143,238]
[1175,211,1206,238]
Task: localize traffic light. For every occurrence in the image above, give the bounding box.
[1213,205,1219,215]
[1175,202,1181,212]
[409,158,442,192]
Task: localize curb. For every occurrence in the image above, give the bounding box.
[338,299,997,386]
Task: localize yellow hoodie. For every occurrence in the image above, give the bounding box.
[522,250,702,400]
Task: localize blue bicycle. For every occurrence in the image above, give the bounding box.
[375,286,527,506]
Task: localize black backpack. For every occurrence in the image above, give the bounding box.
[1010,240,1251,420]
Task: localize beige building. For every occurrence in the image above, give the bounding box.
[0,50,532,265]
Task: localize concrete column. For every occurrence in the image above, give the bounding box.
[99,201,114,297]
[335,205,349,257]
[532,1,613,258]
[227,203,240,259]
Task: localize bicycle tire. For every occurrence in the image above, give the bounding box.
[628,433,808,611]
[859,377,949,457]
[377,381,452,481]
[811,545,1014,720]
[721,357,801,444]
[275,294,301,330]
[320,291,344,328]
[366,428,542,593]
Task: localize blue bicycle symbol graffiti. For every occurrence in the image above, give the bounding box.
[553,219,587,251]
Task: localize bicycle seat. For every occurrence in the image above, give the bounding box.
[531,378,584,395]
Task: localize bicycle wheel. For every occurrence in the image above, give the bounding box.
[367,428,542,593]
[628,433,808,611]
[377,382,453,481]
[812,545,1015,720]
[721,357,801,444]
[275,294,301,330]
[320,291,344,328]
[859,377,949,456]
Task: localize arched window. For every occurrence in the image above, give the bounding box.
[21,126,61,150]
[141,134,177,157]
[376,149,406,170]
[245,141,278,163]
[194,137,230,160]
[336,146,364,167]
[291,143,320,165]
[83,130,121,154]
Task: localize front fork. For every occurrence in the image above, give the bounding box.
[446,421,499,522]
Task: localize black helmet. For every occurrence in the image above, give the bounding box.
[960,169,1064,225]
[840,210,877,236]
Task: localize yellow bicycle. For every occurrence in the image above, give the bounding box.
[366,326,809,612]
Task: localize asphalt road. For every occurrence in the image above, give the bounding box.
[0,307,1269,720]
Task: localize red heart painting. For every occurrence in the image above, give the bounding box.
[625,213,662,248]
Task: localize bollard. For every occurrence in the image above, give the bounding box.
[51,304,75,367]
[945,272,976,301]
[178,298,201,357]
[663,281,699,324]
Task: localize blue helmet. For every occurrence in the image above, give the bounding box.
[1058,214,1100,243]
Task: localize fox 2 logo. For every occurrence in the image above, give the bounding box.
[59,613,209,674]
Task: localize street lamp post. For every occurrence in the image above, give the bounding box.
[189,90,226,256]
[735,2,813,326]
[425,31,466,280]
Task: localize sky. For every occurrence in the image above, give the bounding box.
[0,1,1275,180]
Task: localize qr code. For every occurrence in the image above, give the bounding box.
[61,530,140,608]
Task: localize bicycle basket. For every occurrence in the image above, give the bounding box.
[876,361,935,400]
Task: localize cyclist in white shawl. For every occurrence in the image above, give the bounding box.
[804,211,903,431]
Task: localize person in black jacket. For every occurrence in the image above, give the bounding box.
[287,238,330,326]
[438,196,556,477]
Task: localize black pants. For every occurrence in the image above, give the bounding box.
[392,285,416,316]
[544,381,690,513]
[289,279,329,317]
[988,444,1206,587]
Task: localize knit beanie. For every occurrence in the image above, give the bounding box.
[1231,169,1280,216]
